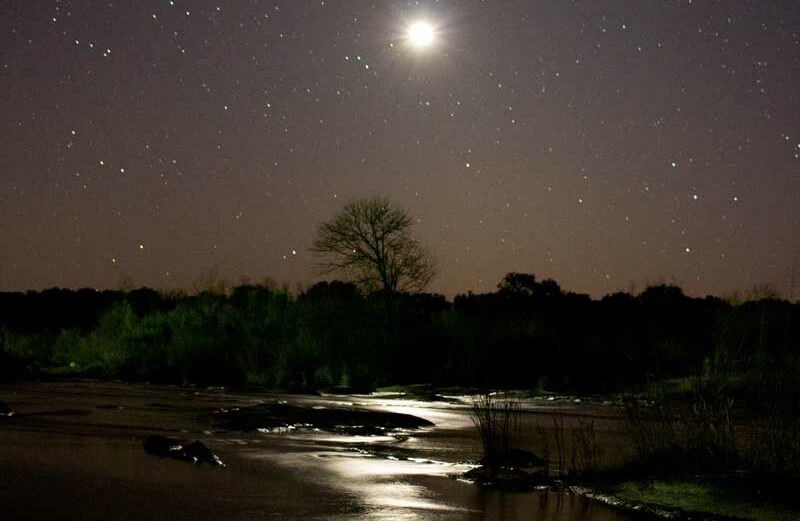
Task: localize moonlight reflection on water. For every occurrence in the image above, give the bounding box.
[0,382,644,521]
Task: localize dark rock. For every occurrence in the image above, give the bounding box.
[463,465,553,492]
[479,449,545,468]
[0,401,14,417]
[180,441,224,466]
[143,435,224,466]
[143,435,183,457]
[214,402,434,435]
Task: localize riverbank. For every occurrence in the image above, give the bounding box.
[2,380,797,521]
[597,479,799,521]
[376,384,800,521]
[0,380,644,521]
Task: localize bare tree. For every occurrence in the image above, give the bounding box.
[312,197,435,294]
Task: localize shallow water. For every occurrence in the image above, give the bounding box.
[0,382,643,520]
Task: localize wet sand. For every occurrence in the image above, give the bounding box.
[0,381,643,520]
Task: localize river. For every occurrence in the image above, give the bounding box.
[0,381,645,520]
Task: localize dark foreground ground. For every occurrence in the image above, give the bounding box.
[0,380,648,521]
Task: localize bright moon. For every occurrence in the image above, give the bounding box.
[408,21,435,48]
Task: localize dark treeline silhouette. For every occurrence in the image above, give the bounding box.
[432,276,731,392]
[1,272,798,397]
[0,287,170,334]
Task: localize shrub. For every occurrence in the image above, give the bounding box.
[471,392,521,462]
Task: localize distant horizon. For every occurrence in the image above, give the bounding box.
[1,268,794,303]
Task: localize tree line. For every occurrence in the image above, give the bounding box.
[1,274,797,396]
[1,196,797,401]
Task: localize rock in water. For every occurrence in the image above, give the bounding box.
[479,449,545,468]
[143,435,183,457]
[180,441,224,466]
[463,465,552,492]
[0,401,14,417]
[143,435,224,466]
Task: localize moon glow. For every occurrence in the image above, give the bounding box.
[408,21,435,48]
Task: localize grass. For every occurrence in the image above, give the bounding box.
[612,480,799,521]
[471,392,521,462]
[536,413,603,478]
[607,370,800,521]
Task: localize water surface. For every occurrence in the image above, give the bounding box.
[0,382,643,520]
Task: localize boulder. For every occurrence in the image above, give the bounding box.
[180,441,224,466]
[479,448,545,468]
[463,465,552,492]
[143,435,224,466]
[0,401,14,417]
[143,435,182,456]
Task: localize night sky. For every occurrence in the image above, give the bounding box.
[2,1,799,298]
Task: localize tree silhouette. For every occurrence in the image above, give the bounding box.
[312,196,435,294]
[497,272,538,295]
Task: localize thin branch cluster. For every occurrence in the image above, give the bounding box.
[312,197,435,293]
